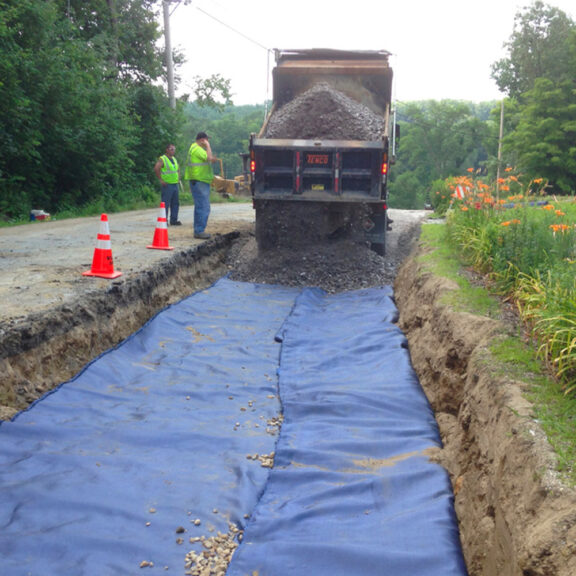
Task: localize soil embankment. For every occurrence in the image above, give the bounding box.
[395,244,576,576]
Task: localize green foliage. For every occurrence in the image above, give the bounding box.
[504,78,576,193]
[192,74,234,110]
[424,219,576,483]
[418,225,501,318]
[60,0,164,82]
[396,100,491,179]
[131,84,184,182]
[0,0,174,220]
[389,171,425,210]
[429,179,454,215]
[489,3,576,195]
[491,1,575,99]
[390,100,497,210]
[444,169,576,392]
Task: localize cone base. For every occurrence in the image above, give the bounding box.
[82,270,123,279]
[147,244,174,250]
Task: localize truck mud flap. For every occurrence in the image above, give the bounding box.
[364,205,388,256]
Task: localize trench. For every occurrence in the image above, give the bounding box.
[0,232,240,419]
[1,231,575,576]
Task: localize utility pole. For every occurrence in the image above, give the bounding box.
[496,99,504,200]
[163,0,176,109]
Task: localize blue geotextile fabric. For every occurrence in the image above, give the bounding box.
[227,287,468,576]
[0,279,300,575]
[0,280,468,576]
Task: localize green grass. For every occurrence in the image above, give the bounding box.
[418,224,500,318]
[423,220,576,485]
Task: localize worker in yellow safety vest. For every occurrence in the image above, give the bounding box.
[184,132,218,239]
[154,144,181,226]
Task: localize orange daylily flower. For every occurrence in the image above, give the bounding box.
[550,224,571,234]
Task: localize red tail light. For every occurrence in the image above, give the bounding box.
[250,159,256,173]
[381,162,388,175]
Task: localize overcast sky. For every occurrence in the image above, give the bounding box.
[168,0,575,105]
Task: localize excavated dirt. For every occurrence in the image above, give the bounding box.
[395,245,576,576]
[1,205,576,575]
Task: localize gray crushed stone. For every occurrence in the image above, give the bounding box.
[226,212,422,293]
[264,82,385,140]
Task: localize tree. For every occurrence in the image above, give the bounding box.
[491,1,575,99]
[58,0,164,83]
[504,78,576,193]
[0,0,179,219]
[191,74,234,110]
[389,100,496,209]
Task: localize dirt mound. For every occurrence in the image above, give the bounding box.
[264,83,385,140]
[228,210,422,292]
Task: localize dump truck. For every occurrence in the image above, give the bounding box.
[249,48,396,255]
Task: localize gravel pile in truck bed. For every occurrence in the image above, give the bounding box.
[264,83,385,140]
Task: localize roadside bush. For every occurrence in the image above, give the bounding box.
[430,179,453,215]
[444,169,576,393]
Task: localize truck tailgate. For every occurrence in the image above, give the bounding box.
[251,138,386,201]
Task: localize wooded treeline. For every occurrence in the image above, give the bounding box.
[390,1,576,209]
[1,1,574,219]
[1,0,182,218]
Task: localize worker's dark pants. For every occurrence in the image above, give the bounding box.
[190,180,211,234]
[161,183,180,224]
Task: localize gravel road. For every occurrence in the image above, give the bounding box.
[0,204,428,321]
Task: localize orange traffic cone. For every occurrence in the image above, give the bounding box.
[82,214,122,279]
[147,202,173,250]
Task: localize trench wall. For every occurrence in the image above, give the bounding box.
[394,245,576,576]
[0,233,239,419]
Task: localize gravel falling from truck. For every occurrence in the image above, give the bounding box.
[227,211,423,293]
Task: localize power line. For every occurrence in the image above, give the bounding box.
[195,6,270,52]
[186,4,273,109]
